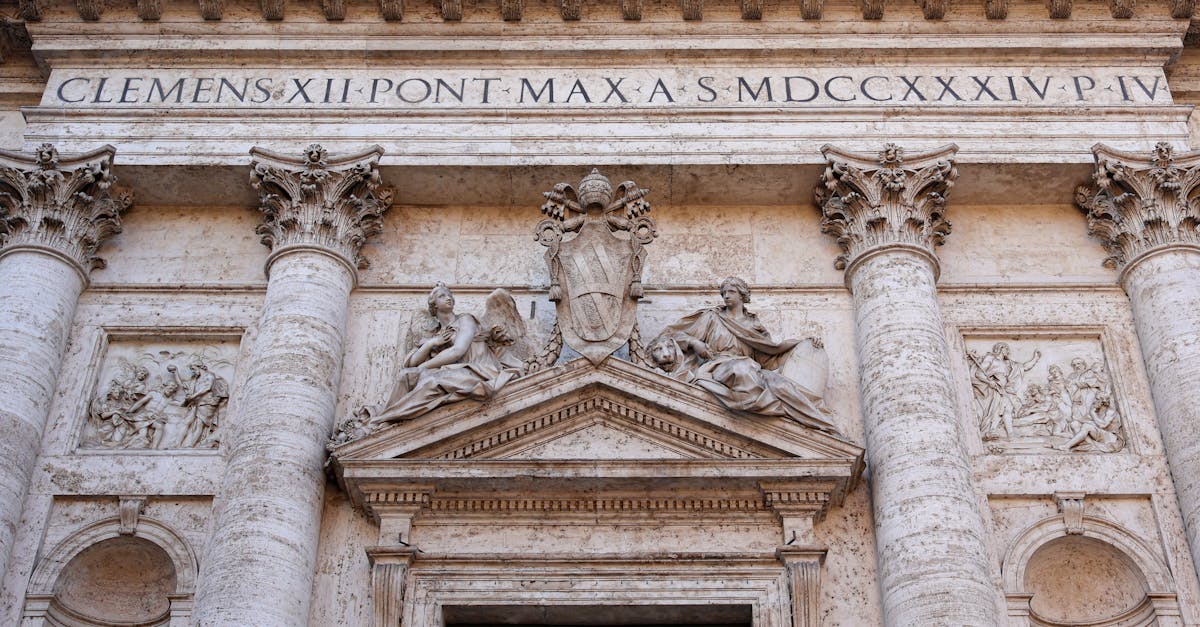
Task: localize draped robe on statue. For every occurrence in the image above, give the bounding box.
[661,308,838,433]
[370,313,522,424]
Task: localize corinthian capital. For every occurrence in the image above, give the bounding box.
[0,143,132,277]
[815,143,958,275]
[250,144,393,273]
[1075,142,1200,270]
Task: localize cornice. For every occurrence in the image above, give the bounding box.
[9,0,1194,26]
[19,28,1188,66]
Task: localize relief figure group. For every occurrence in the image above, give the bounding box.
[968,342,1124,454]
[85,356,228,450]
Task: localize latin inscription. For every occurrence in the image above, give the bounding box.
[43,68,1170,108]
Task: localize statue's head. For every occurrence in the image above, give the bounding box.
[991,342,1010,358]
[718,277,751,306]
[427,281,454,317]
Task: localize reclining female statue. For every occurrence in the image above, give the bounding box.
[648,277,839,434]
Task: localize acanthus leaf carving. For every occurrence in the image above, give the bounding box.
[250,143,393,274]
[1076,142,1200,271]
[0,143,132,277]
[816,143,957,275]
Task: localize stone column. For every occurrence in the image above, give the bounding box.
[0,144,130,582]
[192,144,390,626]
[1076,142,1200,580]
[816,144,998,625]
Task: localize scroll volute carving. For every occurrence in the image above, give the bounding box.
[250,143,393,272]
[1075,142,1200,270]
[815,143,958,273]
[0,143,132,275]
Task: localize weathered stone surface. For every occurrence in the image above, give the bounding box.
[0,144,128,587]
[1077,143,1200,589]
[5,3,1200,623]
[192,145,389,625]
[818,144,999,625]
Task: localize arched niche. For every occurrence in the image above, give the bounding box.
[23,515,197,626]
[1002,514,1182,627]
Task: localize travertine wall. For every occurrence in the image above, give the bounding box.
[0,166,1191,624]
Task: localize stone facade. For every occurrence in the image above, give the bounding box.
[1,0,1200,625]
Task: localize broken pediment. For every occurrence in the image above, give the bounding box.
[329,357,865,545]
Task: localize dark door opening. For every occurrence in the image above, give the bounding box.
[444,604,753,627]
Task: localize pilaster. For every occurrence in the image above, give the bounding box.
[192,144,390,626]
[0,143,130,583]
[1076,142,1200,582]
[816,143,998,625]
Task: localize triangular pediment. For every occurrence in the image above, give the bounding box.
[331,358,867,530]
[331,357,862,465]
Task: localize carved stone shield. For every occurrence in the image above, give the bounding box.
[535,169,656,366]
[555,221,638,363]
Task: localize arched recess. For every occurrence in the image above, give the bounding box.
[22,515,197,626]
[1002,514,1183,626]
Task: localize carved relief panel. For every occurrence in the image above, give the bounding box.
[79,335,239,451]
[962,335,1126,455]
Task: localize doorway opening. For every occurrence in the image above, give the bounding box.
[443,604,753,627]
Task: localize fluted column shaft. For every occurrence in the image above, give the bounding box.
[0,144,127,582]
[1077,142,1200,580]
[193,250,353,625]
[192,144,389,626]
[817,143,998,625]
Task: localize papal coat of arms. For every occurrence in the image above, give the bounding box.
[534,169,657,365]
